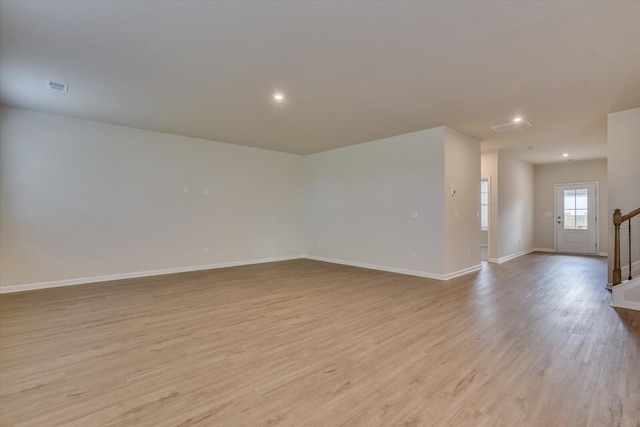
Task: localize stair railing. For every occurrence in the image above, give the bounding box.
[612,207,640,286]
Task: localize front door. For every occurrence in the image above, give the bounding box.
[556,183,597,254]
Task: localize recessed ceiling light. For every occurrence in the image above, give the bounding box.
[490,120,533,133]
[563,153,569,157]
[273,93,284,102]
[527,146,534,150]
[513,117,523,123]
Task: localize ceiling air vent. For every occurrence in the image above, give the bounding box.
[490,120,532,133]
[46,80,68,92]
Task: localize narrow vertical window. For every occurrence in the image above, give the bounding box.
[480,180,488,230]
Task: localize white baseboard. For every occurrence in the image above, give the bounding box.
[440,264,483,280]
[304,255,481,281]
[612,277,640,312]
[620,260,640,279]
[532,248,607,257]
[489,249,535,264]
[606,260,640,292]
[0,255,305,294]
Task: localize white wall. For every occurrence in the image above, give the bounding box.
[0,107,304,288]
[533,159,608,252]
[497,152,534,259]
[481,150,534,262]
[304,126,481,279]
[304,127,447,277]
[481,151,499,260]
[608,107,640,285]
[444,128,481,273]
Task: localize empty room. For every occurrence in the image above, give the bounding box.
[1,1,640,426]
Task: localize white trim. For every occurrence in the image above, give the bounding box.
[532,248,607,258]
[607,260,640,291]
[489,248,535,264]
[0,254,487,294]
[621,259,640,279]
[441,264,483,280]
[612,277,640,312]
[304,255,481,281]
[0,255,305,294]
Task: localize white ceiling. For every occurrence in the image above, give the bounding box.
[1,1,639,164]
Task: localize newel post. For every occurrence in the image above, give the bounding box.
[613,209,622,286]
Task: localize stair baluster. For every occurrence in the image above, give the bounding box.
[628,218,632,280]
[612,207,640,286]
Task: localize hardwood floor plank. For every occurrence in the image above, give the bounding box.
[1,253,638,426]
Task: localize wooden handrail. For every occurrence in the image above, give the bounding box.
[621,207,640,222]
[612,207,640,286]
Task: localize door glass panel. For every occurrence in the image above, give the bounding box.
[563,188,588,230]
[575,209,588,229]
[564,210,576,229]
[575,189,588,209]
[564,190,576,210]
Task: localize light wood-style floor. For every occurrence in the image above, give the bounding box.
[1,253,639,426]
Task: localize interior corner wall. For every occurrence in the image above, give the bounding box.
[481,151,499,260]
[496,151,534,259]
[303,127,447,277]
[481,150,534,262]
[444,128,481,274]
[0,106,304,288]
[607,107,640,285]
[533,159,608,252]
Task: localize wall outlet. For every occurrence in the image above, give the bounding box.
[203,188,209,196]
[467,249,471,257]
[316,241,321,248]
[183,186,190,194]
[411,251,417,260]
[203,247,209,255]
[411,210,419,219]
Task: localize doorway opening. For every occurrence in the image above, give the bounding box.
[481,178,489,261]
